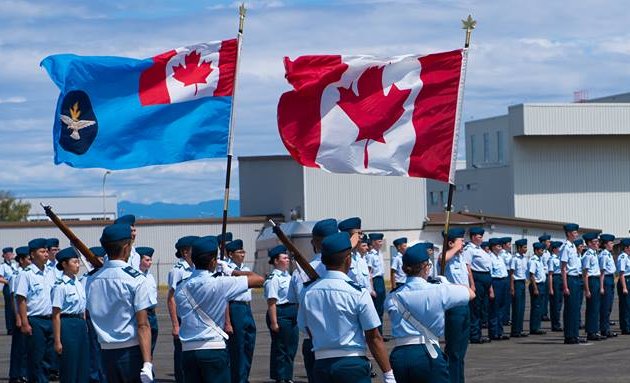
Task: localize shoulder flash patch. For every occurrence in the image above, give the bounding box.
[266,273,275,281]
[212,272,222,278]
[391,283,405,293]
[345,280,362,291]
[176,277,189,287]
[123,266,141,278]
[302,279,315,288]
[87,268,100,276]
[427,277,441,284]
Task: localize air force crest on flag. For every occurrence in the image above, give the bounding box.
[58,90,98,155]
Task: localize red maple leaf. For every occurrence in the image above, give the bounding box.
[337,65,411,168]
[172,51,213,95]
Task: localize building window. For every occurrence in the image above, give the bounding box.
[430,192,438,205]
[497,131,504,163]
[483,132,490,163]
[470,135,477,164]
[439,191,444,206]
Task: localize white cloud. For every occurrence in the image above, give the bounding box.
[0,96,26,104]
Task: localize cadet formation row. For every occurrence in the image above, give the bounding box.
[2,216,629,383]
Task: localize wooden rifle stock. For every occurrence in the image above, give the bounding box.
[41,203,103,268]
[269,220,319,281]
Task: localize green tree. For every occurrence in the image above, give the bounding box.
[0,191,31,221]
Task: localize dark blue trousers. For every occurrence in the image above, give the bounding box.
[510,280,526,336]
[600,274,615,335]
[564,275,584,340]
[174,317,183,383]
[470,271,491,341]
[228,302,257,383]
[372,276,386,334]
[3,284,15,334]
[529,282,544,332]
[313,356,371,383]
[266,303,299,380]
[101,345,143,383]
[182,348,230,383]
[302,338,315,383]
[585,276,601,335]
[541,280,549,318]
[9,323,28,380]
[618,276,630,333]
[26,316,54,383]
[391,344,449,383]
[502,278,511,325]
[550,275,564,330]
[444,304,469,383]
[489,278,508,338]
[87,313,107,382]
[59,316,89,383]
[147,309,158,356]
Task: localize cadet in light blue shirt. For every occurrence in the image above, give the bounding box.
[581,232,603,340]
[225,239,257,383]
[386,242,473,383]
[560,223,586,344]
[264,245,298,383]
[338,218,374,296]
[500,237,513,326]
[489,238,509,340]
[509,239,529,337]
[464,227,493,344]
[137,246,159,356]
[86,224,156,383]
[598,234,617,338]
[547,241,564,332]
[83,246,107,383]
[538,235,552,321]
[528,243,547,334]
[367,233,387,336]
[391,238,408,289]
[9,246,31,382]
[15,238,57,383]
[175,236,264,383]
[616,239,630,334]
[1,247,17,336]
[298,232,395,383]
[51,247,89,383]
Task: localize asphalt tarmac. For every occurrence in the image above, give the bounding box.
[1,288,628,382]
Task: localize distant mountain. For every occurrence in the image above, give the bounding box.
[118,199,239,219]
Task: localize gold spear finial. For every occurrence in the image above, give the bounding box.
[461,14,476,48]
[238,3,247,34]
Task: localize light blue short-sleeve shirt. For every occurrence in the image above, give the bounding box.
[391,253,407,284]
[51,274,87,315]
[559,241,581,276]
[510,254,528,280]
[548,254,561,275]
[617,253,630,276]
[465,243,492,272]
[581,249,600,277]
[287,254,327,304]
[599,250,616,275]
[15,264,56,316]
[442,252,470,287]
[168,259,194,291]
[264,269,291,304]
[366,249,385,278]
[491,253,509,279]
[528,255,546,283]
[227,261,252,302]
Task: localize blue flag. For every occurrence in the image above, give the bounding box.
[41,39,238,170]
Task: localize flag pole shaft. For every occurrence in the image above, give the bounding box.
[440,15,475,275]
[219,3,246,260]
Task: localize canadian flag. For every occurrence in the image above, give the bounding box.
[277,49,466,183]
[139,39,237,106]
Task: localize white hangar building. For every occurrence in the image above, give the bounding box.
[427,92,630,237]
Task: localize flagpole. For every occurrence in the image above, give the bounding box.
[439,15,475,275]
[219,3,246,260]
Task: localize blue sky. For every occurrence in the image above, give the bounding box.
[1,0,629,204]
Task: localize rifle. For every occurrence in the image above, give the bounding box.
[269,219,319,281]
[41,204,103,269]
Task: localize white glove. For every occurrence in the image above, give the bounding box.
[140,362,153,383]
[383,370,396,383]
[217,260,233,276]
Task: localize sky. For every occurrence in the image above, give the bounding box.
[1,0,629,205]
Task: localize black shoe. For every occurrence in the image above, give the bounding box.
[587,334,602,341]
[578,337,588,343]
[610,321,617,326]
[501,334,511,340]
[530,330,546,335]
[48,372,60,381]
[470,338,484,344]
[551,327,563,332]
[564,338,578,344]
[370,368,377,378]
[606,331,618,337]
[519,332,529,337]
[504,320,512,326]
[542,316,550,321]
[481,336,491,343]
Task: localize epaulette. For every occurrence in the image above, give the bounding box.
[174,263,183,269]
[391,283,405,293]
[122,266,141,278]
[345,280,362,291]
[54,279,63,286]
[266,273,275,281]
[302,279,315,289]
[176,277,189,287]
[427,277,441,284]
[87,268,100,276]
[212,272,222,278]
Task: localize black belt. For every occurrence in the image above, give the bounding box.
[373,275,384,279]
[29,315,51,320]
[568,275,582,279]
[229,301,250,306]
[604,274,614,278]
[147,308,156,315]
[278,303,297,307]
[588,275,599,279]
[472,271,490,274]
[492,277,507,280]
[61,313,84,319]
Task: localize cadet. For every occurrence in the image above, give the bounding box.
[297,232,395,383]
[598,234,617,338]
[499,238,513,326]
[560,223,586,344]
[338,217,374,296]
[9,246,30,383]
[225,239,257,383]
[547,241,564,331]
[439,228,471,383]
[528,243,547,335]
[616,239,630,334]
[264,245,299,383]
[115,214,141,270]
[86,224,156,382]
[390,238,408,289]
[46,238,62,278]
[367,233,386,334]
[137,246,159,354]
[167,235,198,383]
[44,237,62,380]
[387,242,474,383]
[174,236,264,383]
[581,232,603,341]
[538,235,552,322]
[510,239,529,337]
[287,218,336,383]
[574,238,586,256]
[464,227,493,344]
[83,246,107,383]
[489,238,509,340]
[1,247,17,335]
[51,247,89,383]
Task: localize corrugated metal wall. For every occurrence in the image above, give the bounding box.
[303,168,426,230]
[513,135,630,236]
[0,220,265,287]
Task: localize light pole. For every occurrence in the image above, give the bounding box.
[102,170,111,220]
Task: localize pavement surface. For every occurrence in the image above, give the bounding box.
[1,288,628,382]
